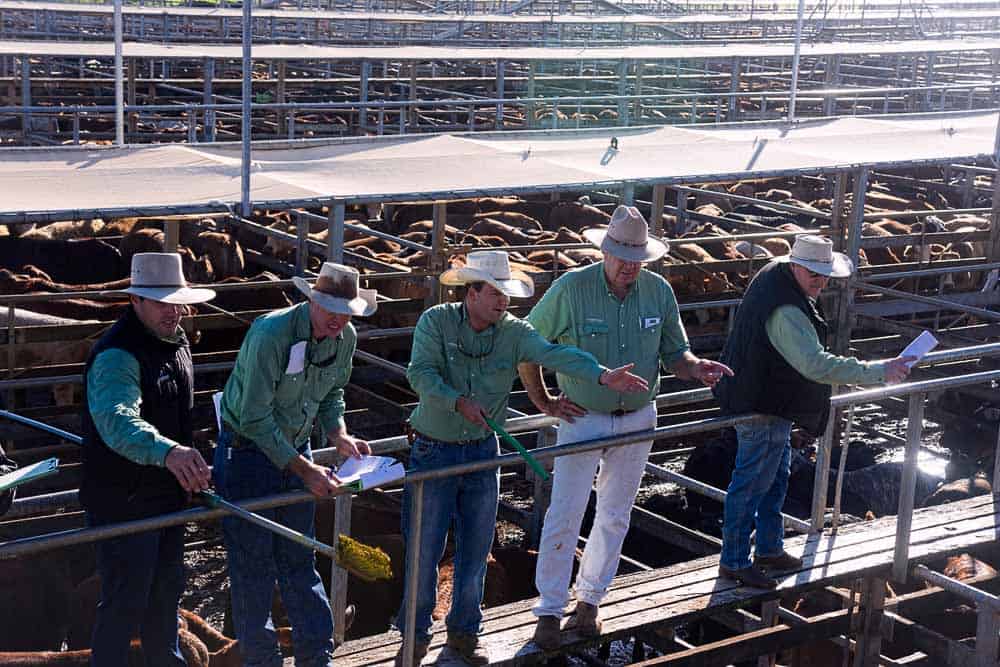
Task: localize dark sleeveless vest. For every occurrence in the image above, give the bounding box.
[713,261,832,436]
[80,306,193,520]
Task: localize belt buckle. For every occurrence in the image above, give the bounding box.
[611,408,628,417]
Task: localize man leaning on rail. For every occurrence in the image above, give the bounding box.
[80,252,215,667]
[214,262,375,667]
[395,250,648,666]
[713,235,915,589]
[518,205,733,650]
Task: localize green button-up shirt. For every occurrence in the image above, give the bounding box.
[87,346,178,467]
[407,302,606,443]
[220,302,354,470]
[767,305,886,385]
[527,262,690,414]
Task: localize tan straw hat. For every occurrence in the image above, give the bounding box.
[439,250,534,298]
[292,262,378,317]
[113,253,216,304]
[583,205,668,263]
[777,234,853,278]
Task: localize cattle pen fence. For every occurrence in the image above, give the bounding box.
[4,340,1000,663]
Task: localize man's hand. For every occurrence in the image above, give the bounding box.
[455,396,488,428]
[330,431,371,459]
[539,393,587,423]
[287,455,340,498]
[884,355,917,384]
[599,364,650,393]
[689,359,734,388]
[165,446,211,493]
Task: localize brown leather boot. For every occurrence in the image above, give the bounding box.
[755,550,803,572]
[568,602,602,637]
[719,564,778,589]
[446,632,490,666]
[532,615,562,651]
[393,639,430,667]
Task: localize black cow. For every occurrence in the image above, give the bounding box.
[0,238,125,284]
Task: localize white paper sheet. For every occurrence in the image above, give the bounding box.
[901,330,939,368]
[285,341,307,374]
[336,455,405,491]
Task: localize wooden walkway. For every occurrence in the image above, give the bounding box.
[334,494,1000,666]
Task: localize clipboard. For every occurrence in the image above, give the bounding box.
[0,457,58,494]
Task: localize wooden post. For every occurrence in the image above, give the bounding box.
[675,187,689,235]
[526,62,536,130]
[729,56,741,119]
[408,63,417,130]
[833,167,868,355]
[276,60,287,139]
[526,425,556,549]
[756,600,778,667]
[359,60,371,133]
[20,56,29,140]
[651,184,666,238]
[852,576,886,667]
[495,58,505,130]
[810,406,838,533]
[330,494,352,645]
[634,60,644,122]
[127,56,138,137]
[328,202,345,263]
[295,211,309,276]
[164,219,180,252]
[617,60,629,126]
[424,202,447,309]
[892,392,924,583]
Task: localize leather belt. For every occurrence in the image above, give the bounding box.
[610,408,638,417]
[221,421,254,449]
[406,424,483,447]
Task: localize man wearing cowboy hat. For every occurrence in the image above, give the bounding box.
[714,234,914,589]
[214,262,376,667]
[397,249,648,666]
[81,252,215,667]
[519,205,733,648]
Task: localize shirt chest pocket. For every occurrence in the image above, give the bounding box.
[275,370,306,406]
[576,320,609,358]
[480,359,513,395]
[310,365,349,402]
[640,315,663,338]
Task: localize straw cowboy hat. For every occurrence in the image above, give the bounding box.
[582,205,668,263]
[293,262,378,317]
[777,234,853,278]
[112,253,216,304]
[439,250,534,298]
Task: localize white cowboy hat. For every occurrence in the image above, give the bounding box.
[582,205,668,263]
[112,253,216,304]
[777,234,853,278]
[292,263,378,317]
[439,250,534,299]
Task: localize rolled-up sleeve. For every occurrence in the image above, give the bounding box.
[87,348,176,466]
[407,309,462,411]
[767,306,885,385]
[230,332,299,469]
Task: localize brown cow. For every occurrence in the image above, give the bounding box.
[546,201,610,232]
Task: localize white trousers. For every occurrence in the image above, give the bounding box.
[532,403,656,618]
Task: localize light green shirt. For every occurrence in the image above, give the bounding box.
[87,347,177,467]
[767,305,886,385]
[220,302,353,470]
[526,262,690,413]
[407,302,606,443]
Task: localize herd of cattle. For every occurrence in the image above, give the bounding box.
[0,172,998,663]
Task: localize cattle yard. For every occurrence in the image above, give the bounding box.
[5,0,1000,664]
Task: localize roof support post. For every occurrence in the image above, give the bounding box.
[328,202,345,264]
[360,60,371,132]
[729,56,740,119]
[787,0,805,124]
[127,56,137,137]
[634,60,644,122]
[20,56,29,141]
[276,60,287,139]
[892,391,925,583]
[295,210,309,276]
[239,0,252,217]
[823,55,839,116]
[650,184,666,238]
[617,59,629,127]
[851,576,886,667]
[425,201,447,309]
[495,58,505,130]
[203,58,215,142]
[526,62,536,130]
[114,0,123,146]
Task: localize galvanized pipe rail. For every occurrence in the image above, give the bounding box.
[912,564,1000,665]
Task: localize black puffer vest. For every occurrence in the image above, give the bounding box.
[713,261,832,436]
[80,307,193,520]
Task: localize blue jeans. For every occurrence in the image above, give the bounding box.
[720,418,793,570]
[87,513,186,667]
[395,434,499,644]
[213,427,333,667]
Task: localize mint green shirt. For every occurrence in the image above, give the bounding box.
[407,302,606,443]
[526,262,690,414]
[87,347,177,467]
[767,305,886,385]
[220,302,354,470]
